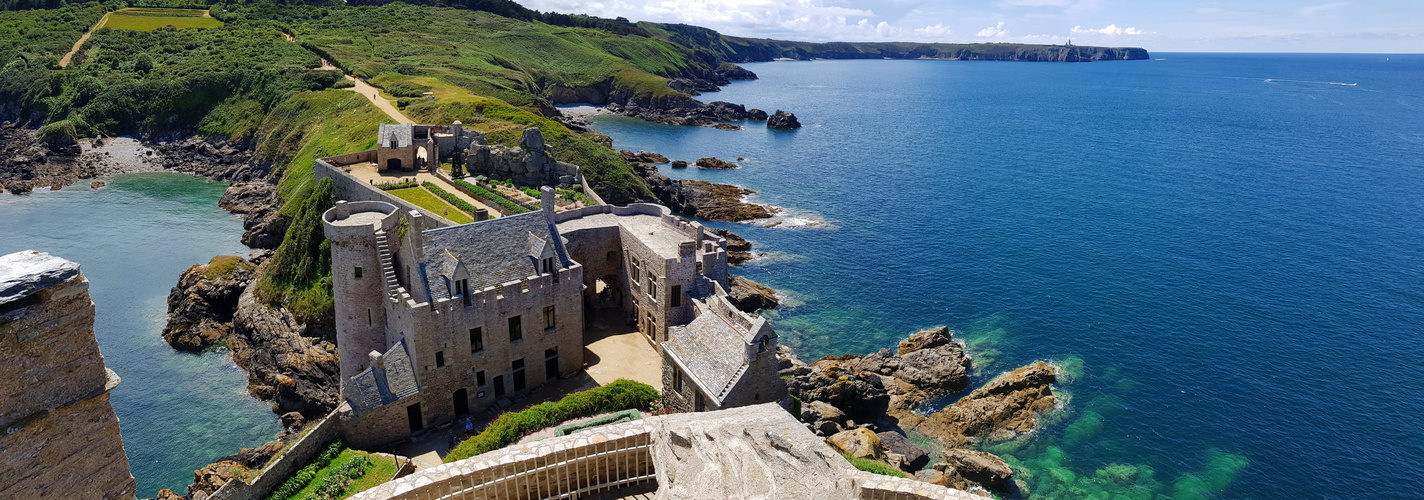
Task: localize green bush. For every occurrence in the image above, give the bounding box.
[266,440,345,500]
[419,181,481,218]
[445,379,658,463]
[374,179,418,191]
[309,454,374,500]
[255,178,335,328]
[449,179,529,214]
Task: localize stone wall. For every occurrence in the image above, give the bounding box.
[0,251,136,500]
[205,408,343,500]
[314,157,453,228]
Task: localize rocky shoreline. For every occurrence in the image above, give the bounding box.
[780,327,1059,494]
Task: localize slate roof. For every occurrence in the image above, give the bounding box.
[378,124,413,149]
[349,339,421,411]
[664,312,749,402]
[420,211,569,300]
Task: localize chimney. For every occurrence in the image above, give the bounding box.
[541,186,555,222]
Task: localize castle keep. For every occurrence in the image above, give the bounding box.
[0,251,137,500]
[320,125,787,446]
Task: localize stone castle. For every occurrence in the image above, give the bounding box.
[0,250,137,500]
[321,124,787,447]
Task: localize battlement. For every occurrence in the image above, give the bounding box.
[423,263,581,313]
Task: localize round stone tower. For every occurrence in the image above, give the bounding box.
[322,200,402,401]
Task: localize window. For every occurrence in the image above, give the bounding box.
[476,370,486,387]
[354,266,363,278]
[435,351,445,368]
[367,309,372,326]
[508,316,522,342]
[543,305,556,330]
[542,257,554,274]
[696,261,703,274]
[671,285,682,307]
[673,367,682,392]
[630,256,640,282]
[648,277,658,301]
[469,327,483,352]
[512,359,526,391]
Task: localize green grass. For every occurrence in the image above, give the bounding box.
[387,186,475,224]
[267,440,344,500]
[450,179,529,214]
[446,379,658,463]
[839,452,911,479]
[103,9,223,31]
[198,254,252,279]
[286,449,394,500]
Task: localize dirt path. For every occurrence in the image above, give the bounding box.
[341,75,414,125]
[59,12,111,68]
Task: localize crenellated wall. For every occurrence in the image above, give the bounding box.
[0,251,136,500]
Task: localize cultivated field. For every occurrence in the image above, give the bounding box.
[103,8,222,31]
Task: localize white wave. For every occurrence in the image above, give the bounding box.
[1263,78,1357,86]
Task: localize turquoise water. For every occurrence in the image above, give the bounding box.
[588,54,1424,498]
[0,173,283,496]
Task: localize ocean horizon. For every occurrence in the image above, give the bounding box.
[586,53,1424,498]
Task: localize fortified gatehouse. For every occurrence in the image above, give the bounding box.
[321,125,786,448]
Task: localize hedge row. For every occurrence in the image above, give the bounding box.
[266,440,344,500]
[374,179,418,191]
[450,179,530,214]
[444,379,658,463]
[419,182,479,217]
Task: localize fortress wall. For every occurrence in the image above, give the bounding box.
[315,158,454,228]
[0,251,136,500]
[207,408,342,500]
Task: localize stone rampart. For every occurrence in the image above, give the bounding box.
[205,407,343,500]
[0,250,136,500]
[315,157,454,228]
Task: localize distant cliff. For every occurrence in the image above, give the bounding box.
[651,23,1148,62]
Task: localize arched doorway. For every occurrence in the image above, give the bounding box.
[387,158,402,170]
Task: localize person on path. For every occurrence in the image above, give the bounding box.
[446,432,455,452]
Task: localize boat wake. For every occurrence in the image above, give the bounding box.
[1263,78,1357,86]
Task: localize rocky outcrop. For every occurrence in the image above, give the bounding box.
[0,125,87,194]
[618,150,669,163]
[162,256,256,351]
[707,228,754,264]
[606,100,768,127]
[787,326,971,428]
[633,162,774,221]
[184,439,286,499]
[827,427,884,460]
[463,128,581,187]
[229,288,340,418]
[767,110,802,129]
[912,361,1058,447]
[727,275,778,312]
[670,160,689,169]
[145,137,268,182]
[219,182,288,249]
[695,157,738,169]
[941,449,1013,487]
[0,125,266,194]
[877,431,930,472]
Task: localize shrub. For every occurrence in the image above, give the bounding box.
[445,380,658,463]
[374,179,417,191]
[266,440,345,500]
[449,179,529,214]
[309,454,374,500]
[419,181,480,217]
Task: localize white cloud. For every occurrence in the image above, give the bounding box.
[977,21,1009,37]
[914,23,953,37]
[1071,23,1145,35]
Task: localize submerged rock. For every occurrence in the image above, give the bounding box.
[162,256,256,351]
[727,275,779,312]
[618,149,669,163]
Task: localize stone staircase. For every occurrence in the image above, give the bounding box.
[375,230,399,298]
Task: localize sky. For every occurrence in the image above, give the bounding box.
[515,0,1424,53]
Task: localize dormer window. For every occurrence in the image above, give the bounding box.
[542,257,554,274]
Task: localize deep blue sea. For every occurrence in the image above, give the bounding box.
[586,54,1424,499]
[0,174,282,496]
